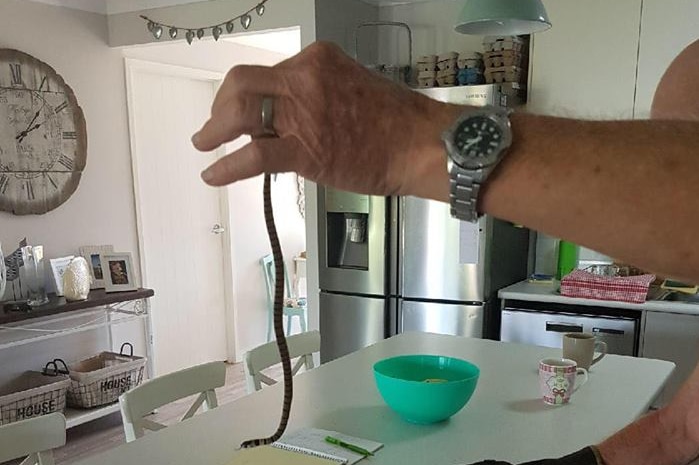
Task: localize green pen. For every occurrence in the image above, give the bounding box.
[324,435,374,457]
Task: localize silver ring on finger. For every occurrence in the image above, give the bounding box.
[260,96,277,137]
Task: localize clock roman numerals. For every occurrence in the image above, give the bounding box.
[0,174,8,195]
[46,173,58,190]
[25,180,35,201]
[57,155,74,170]
[9,63,22,87]
[0,50,86,215]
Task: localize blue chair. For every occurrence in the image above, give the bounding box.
[260,254,307,341]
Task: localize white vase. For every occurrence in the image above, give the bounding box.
[64,257,91,301]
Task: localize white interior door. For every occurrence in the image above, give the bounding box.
[126,59,230,376]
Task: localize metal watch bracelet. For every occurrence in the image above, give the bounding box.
[448,166,484,223]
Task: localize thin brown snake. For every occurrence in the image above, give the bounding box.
[240,99,293,449]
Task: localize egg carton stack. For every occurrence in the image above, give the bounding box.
[416,55,438,88]
[417,52,459,87]
[483,36,525,85]
[417,52,484,88]
[456,52,484,86]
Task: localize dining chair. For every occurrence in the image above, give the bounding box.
[0,412,66,465]
[118,360,226,442]
[260,254,307,341]
[244,330,321,394]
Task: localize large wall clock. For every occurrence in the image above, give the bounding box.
[0,49,87,215]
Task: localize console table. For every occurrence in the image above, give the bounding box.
[0,288,154,428]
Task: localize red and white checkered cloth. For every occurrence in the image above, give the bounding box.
[560,270,656,304]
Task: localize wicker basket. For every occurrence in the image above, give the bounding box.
[54,343,147,409]
[0,371,70,425]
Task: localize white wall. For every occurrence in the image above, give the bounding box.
[0,0,138,287]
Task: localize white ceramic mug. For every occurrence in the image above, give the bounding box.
[539,358,588,405]
[562,333,607,370]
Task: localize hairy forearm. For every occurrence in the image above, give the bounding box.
[473,113,699,283]
[597,404,699,465]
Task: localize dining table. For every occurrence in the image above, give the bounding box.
[73,332,675,465]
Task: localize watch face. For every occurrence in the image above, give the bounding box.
[0,49,86,215]
[452,115,504,169]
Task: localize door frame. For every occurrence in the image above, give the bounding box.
[124,58,238,365]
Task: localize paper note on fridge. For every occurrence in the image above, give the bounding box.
[459,220,480,265]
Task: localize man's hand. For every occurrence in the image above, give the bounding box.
[192,41,461,201]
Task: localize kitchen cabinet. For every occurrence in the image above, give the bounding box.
[528,0,641,119]
[641,311,699,407]
[634,0,699,119]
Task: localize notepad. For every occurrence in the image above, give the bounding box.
[227,445,337,465]
[273,428,384,465]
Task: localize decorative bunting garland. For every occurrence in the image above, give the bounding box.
[140,0,269,44]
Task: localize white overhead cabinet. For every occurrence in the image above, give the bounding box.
[529,0,699,118]
[634,0,699,118]
[528,0,642,119]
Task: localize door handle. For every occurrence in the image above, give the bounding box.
[211,224,225,235]
[546,322,583,333]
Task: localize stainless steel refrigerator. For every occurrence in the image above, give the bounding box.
[318,85,530,363]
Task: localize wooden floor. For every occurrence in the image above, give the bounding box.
[3,362,282,465]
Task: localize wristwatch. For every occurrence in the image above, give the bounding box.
[442,105,513,222]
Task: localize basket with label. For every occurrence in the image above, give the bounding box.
[0,370,70,425]
[52,343,146,409]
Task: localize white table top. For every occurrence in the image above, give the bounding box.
[74,333,674,465]
[499,280,699,315]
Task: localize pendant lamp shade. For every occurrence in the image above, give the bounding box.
[455,0,551,35]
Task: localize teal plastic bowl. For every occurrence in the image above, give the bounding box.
[373,354,480,424]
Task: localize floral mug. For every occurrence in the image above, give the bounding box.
[539,358,588,405]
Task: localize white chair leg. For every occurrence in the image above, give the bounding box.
[36,450,56,465]
[286,314,293,336]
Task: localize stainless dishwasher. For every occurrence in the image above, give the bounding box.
[500,300,639,356]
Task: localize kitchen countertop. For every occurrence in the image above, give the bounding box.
[498,280,699,315]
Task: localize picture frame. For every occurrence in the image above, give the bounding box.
[49,256,74,297]
[101,252,138,293]
[79,245,114,290]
